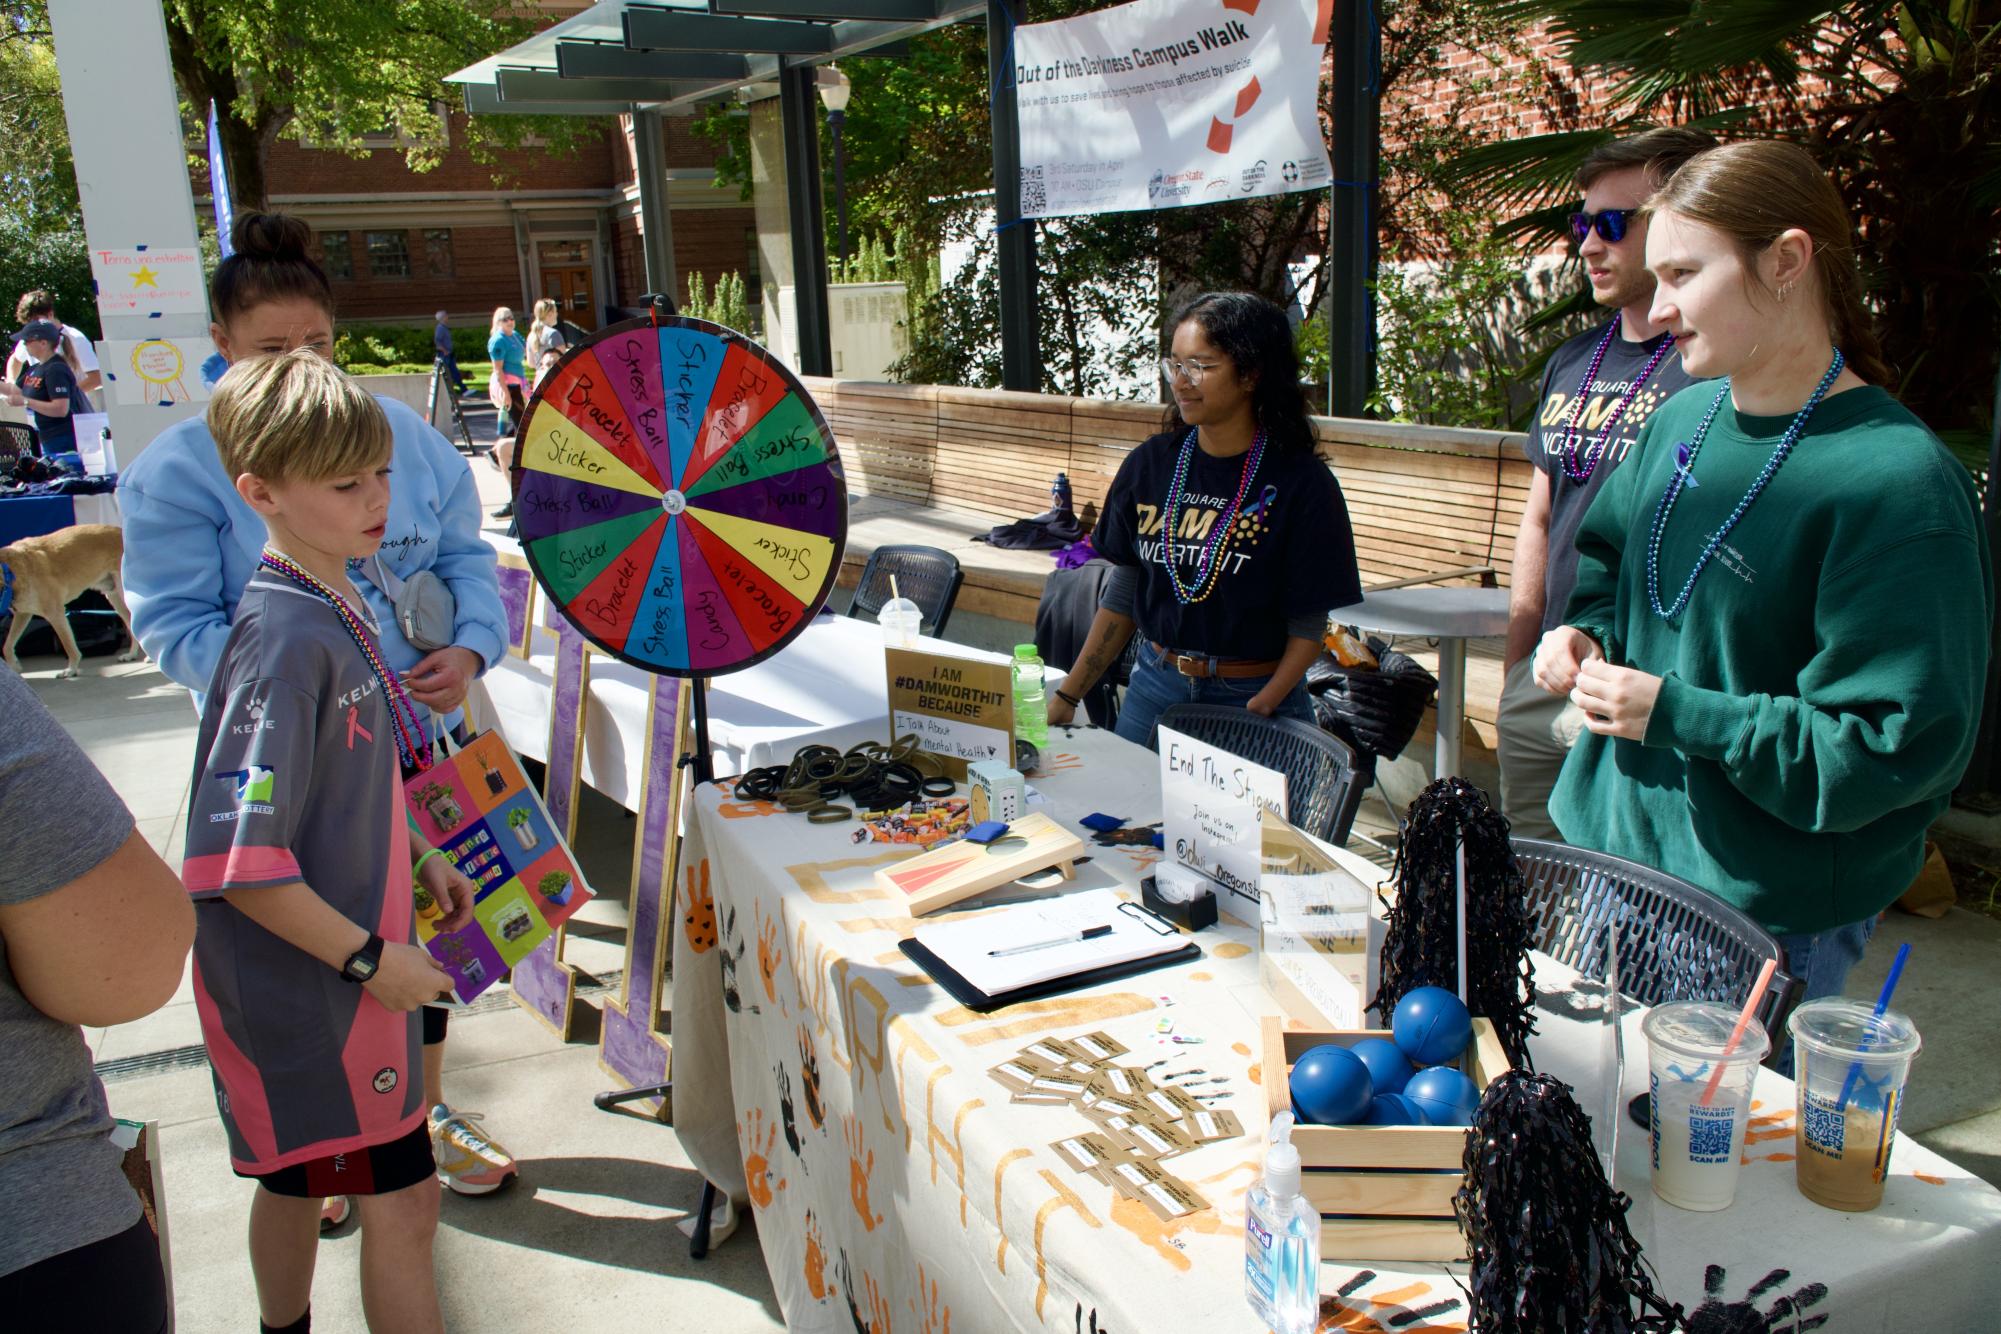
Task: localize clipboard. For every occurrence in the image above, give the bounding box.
[898,900,1200,1013]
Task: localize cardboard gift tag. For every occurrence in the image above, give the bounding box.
[1102,1153,1211,1220]
[1143,1084,1208,1123]
[1107,1117,1196,1161]
[1021,1037,1089,1068]
[1052,1132,1125,1178]
[1084,1065,1156,1104]
[1071,1030,1130,1064]
[1080,1091,1153,1127]
[988,1058,1046,1096]
[1178,1107,1245,1145]
[1023,1071,1095,1103]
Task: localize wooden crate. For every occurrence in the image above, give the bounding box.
[1260,1013,1509,1261]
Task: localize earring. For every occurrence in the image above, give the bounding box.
[1776,282,1794,304]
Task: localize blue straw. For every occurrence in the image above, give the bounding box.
[1835,942,1910,1112]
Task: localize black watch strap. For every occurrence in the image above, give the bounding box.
[341,933,386,983]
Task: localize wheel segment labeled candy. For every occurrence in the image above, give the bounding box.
[510,315,848,676]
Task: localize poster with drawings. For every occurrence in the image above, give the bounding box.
[404,730,592,1000]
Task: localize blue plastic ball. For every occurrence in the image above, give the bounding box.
[1348,1036,1415,1096]
[1392,986,1474,1068]
[1403,1065,1481,1127]
[1363,1092,1432,1126]
[1289,1043,1374,1125]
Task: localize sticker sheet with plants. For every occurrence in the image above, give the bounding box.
[403,729,593,1001]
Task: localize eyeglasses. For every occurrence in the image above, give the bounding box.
[1569,208,1637,244]
[1159,357,1223,385]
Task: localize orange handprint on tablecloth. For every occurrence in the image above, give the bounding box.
[683,860,716,953]
[756,902,784,1006]
[914,1264,951,1334]
[844,1113,885,1231]
[739,1107,787,1209]
[803,1211,833,1301]
[864,1272,895,1334]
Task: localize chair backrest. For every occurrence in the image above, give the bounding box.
[1156,703,1366,845]
[1510,837,1801,1053]
[849,544,965,638]
[0,421,35,461]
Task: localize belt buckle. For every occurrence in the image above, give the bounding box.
[1172,653,1206,679]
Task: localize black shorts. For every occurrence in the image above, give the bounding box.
[241,1122,435,1198]
[0,1214,169,1334]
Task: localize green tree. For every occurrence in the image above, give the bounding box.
[0,2,93,335]
[1444,0,2001,443]
[163,0,598,211]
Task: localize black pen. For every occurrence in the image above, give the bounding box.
[989,924,1112,957]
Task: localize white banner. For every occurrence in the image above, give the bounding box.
[1013,0,1332,219]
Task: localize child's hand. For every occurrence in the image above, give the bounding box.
[365,942,454,1011]
[418,855,479,933]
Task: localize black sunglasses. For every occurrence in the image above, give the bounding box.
[1569,208,1636,244]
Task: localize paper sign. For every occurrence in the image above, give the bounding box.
[1158,724,1286,903]
[90,247,208,317]
[102,336,217,406]
[405,731,593,1001]
[1258,809,1376,1029]
[886,646,1015,778]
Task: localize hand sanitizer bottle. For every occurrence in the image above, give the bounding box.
[1245,1111,1319,1334]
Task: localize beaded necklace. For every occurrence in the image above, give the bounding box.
[1559,321,1676,484]
[1163,427,1265,605]
[259,549,432,772]
[1646,348,1844,621]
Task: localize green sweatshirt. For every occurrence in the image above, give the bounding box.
[1551,383,1991,935]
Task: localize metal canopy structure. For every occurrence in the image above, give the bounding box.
[448,0,1029,383]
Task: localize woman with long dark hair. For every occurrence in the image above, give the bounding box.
[1534,141,1990,1039]
[1047,291,1361,747]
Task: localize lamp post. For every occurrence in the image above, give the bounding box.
[816,64,852,276]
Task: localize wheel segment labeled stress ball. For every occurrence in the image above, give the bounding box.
[510,315,848,676]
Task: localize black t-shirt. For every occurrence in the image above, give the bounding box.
[1524,321,1698,636]
[20,356,86,453]
[1093,429,1361,661]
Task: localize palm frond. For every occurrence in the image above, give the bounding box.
[1437,129,1623,209]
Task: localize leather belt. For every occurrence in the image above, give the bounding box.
[1148,642,1281,679]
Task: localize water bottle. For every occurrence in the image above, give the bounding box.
[1051,471,1073,515]
[1011,643,1049,748]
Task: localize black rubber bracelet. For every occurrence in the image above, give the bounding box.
[921,775,957,797]
[1055,689,1082,707]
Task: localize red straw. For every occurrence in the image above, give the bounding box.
[1700,958,1777,1107]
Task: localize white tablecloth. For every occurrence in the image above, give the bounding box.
[667,722,2001,1333]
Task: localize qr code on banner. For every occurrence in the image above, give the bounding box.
[1687,1105,1735,1164]
[1802,1091,1846,1157]
[1021,165,1046,214]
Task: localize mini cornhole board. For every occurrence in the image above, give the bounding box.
[876,811,1086,914]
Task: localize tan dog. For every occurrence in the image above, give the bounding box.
[0,524,143,678]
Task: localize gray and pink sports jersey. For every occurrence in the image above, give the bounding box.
[182,570,422,1174]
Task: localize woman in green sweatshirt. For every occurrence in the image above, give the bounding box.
[1531,141,1991,1051]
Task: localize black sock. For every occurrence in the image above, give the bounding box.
[260,1307,309,1334]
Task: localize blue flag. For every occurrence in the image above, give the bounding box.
[208,100,235,257]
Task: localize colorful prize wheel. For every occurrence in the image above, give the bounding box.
[509,315,848,677]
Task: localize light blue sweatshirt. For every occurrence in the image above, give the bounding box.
[120,395,507,728]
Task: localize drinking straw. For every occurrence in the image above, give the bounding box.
[1699,957,1776,1107]
[1454,836,1468,1005]
[1836,942,1911,1112]
[891,574,902,603]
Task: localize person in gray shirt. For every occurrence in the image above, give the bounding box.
[0,667,194,1330]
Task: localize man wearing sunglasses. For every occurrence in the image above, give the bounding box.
[1498,126,1717,839]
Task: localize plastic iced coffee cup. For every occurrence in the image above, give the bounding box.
[1642,1001,1770,1212]
[877,597,922,649]
[1787,998,1921,1212]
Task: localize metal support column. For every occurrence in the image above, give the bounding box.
[1326,0,1378,417]
[633,108,680,304]
[780,65,833,377]
[988,0,1040,392]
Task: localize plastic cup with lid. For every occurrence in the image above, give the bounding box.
[1642,1000,1770,1211]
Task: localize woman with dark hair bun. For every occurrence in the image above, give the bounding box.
[1047,291,1362,748]
[1534,141,1991,1052]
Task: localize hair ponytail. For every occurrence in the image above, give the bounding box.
[1649,141,1894,386]
[209,211,335,325]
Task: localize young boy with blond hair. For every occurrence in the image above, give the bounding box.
[184,349,478,1334]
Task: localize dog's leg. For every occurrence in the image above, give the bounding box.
[104,573,144,663]
[1,609,26,674]
[47,608,84,679]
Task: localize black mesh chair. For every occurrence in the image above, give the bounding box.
[1157,703,1368,845]
[1511,837,1800,1056]
[848,544,964,639]
[1,421,36,461]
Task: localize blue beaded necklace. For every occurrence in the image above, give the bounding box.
[1163,426,1266,605]
[1646,349,1845,621]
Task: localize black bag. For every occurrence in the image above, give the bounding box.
[1305,635,1438,761]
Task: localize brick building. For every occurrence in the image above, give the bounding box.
[234,109,756,332]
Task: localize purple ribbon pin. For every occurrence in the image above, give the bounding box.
[1673,442,1700,487]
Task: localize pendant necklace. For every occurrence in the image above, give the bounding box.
[1163,427,1265,605]
[259,549,432,771]
[1559,322,1676,484]
[1646,349,1844,621]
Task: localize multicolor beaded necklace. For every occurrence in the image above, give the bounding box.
[259,549,432,772]
[1163,427,1266,605]
[1558,321,1676,484]
[1646,348,1844,621]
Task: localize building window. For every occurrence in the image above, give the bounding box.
[365,230,410,279]
[320,231,354,281]
[423,229,456,278]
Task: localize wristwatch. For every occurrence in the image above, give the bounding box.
[341,934,385,983]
